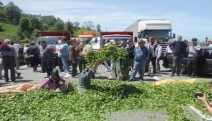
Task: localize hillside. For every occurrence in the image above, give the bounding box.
[0,22,17,40]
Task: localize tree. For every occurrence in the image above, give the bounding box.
[96,24,101,32]
[5,1,22,24]
[82,21,94,31]
[29,17,41,32]
[17,17,30,39]
[0,1,3,6]
[0,25,3,31]
[55,21,64,30]
[65,21,74,35]
[74,21,80,29]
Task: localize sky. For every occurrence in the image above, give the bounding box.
[1,0,212,41]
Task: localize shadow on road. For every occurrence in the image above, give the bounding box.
[91,83,144,99]
[14,80,33,83]
[94,76,108,80]
[144,79,158,82]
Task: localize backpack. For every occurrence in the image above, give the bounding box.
[0,44,11,51]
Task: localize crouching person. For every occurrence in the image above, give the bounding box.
[39,69,73,93]
[78,60,100,92]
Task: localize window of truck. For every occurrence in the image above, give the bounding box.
[101,35,132,47]
[35,36,62,45]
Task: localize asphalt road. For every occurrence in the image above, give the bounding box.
[0,62,211,86]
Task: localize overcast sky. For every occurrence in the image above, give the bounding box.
[1,0,212,41]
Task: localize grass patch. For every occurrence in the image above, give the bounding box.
[0,22,17,40]
[0,80,211,121]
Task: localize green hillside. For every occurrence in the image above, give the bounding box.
[0,22,18,40]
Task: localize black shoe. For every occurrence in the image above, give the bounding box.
[170,74,174,77]
[17,73,21,78]
[128,79,134,82]
[191,74,195,78]
[177,74,180,76]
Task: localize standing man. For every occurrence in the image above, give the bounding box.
[146,37,157,75]
[68,39,78,77]
[58,37,70,76]
[40,40,54,77]
[187,38,201,78]
[170,36,187,76]
[10,41,21,77]
[27,42,40,72]
[126,39,135,69]
[55,40,64,72]
[10,41,19,70]
[154,40,162,71]
[1,39,16,82]
[129,39,149,81]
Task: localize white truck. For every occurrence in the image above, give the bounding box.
[125,19,175,56]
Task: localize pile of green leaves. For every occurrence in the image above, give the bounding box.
[0,81,211,121]
[85,45,125,65]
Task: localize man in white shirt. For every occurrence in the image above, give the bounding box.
[155,40,162,71]
[11,42,20,70]
[187,38,201,77]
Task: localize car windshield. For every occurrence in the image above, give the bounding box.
[35,36,62,45]
[202,48,212,58]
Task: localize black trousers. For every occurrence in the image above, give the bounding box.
[53,57,64,72]
[29,56,39,72]
[147,56,156,73]
[71,60,77,77]
[78,58,86,73]
[187,57,198,76]
[2,56,16,81]
[41,57,46,72]
[43,60,53,76]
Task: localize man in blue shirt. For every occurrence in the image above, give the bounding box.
[58,38,70,76]
[129,39,149,81]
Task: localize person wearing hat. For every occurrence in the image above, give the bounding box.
[187,38,201,78]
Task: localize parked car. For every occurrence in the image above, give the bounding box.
[163,46,212,75]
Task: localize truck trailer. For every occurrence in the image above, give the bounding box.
[125,19,175,56]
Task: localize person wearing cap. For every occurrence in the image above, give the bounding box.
[187,38,201,78]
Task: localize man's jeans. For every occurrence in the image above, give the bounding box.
[130,60,146,80]
[172,56,182,75]
[60,56,70,73]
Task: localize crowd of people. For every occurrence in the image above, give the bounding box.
[0,35,211,82]
[1,36,212,114]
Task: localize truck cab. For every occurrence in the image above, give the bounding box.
[35,31,70,51]
[100,32,133,48]
[78,31,100,50]
[125,19,175,57]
